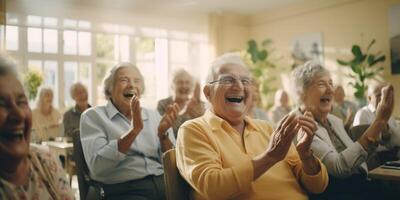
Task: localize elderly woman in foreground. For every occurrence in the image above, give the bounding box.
[292,61,394,199]
[80,62,178,199]
[0,54,73,199]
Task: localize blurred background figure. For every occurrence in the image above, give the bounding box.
[353,82,400,161]
[63,82,91,139]
[32,87,62,142]
[331,85,357,132]
[0,53,74,200]
[157,68,205,137]
[247,79,269,121]
[269,89,291,125]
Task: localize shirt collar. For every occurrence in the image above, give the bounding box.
[106,101,148,121]
[73,104,91,113]
[367,103,376,113]
[203,109,260,132]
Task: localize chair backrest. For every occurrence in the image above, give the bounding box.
[72,129,91,200]
[162,149,191,200]
[72,130,103,200]
[349,124,370,141]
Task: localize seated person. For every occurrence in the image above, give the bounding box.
[176,53,328,200]
[331,85,357,132]
[269,89,291,125]
[247,79,269,121]
[157,68,205,137]
[80,62,178,200]
[0,54,73,199]
[32,87,62,142]
[63,82,91,138]
[353,82,400,160]
[292,61,394,199]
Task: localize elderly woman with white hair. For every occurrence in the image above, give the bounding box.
[32,87,62,142]
[80,62,179,200]
[292,61,394,199]
[157,68,205,137]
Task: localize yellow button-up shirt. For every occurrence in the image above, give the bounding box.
[176,110,328,200]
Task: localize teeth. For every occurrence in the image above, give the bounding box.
[226,97,244,103]
[0,131,24,140]
[123,91,136,98]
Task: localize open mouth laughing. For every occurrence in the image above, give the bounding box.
[226,96,244,103]
[123,90,137,99]
[0,130,25,140]
[320,96,332,104]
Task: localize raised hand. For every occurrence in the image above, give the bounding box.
[376,85,394,122]
[158,103,180,136]
[130,96,143,133]
[295,111,317,160]
[192,81,201,100]
[266,113,300,162]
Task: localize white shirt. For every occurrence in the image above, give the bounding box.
[353,104,400,148]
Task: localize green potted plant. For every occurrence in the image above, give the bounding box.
[337,39,386,105]
[24,70,43,100]
[244,39,277,108]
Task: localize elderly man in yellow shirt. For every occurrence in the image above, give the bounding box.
[175,53,328,200]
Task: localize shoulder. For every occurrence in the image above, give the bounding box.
[30,145,59,166]
[157,97,173,106]
[63,108,74,117]
[327,113,344,125]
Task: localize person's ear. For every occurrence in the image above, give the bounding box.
[203,85,211,101]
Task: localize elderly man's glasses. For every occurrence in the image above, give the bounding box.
[209,75,253,86]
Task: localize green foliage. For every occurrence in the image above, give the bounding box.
[337,39,385,100]
[24,70,43,100]
[244,39,277,108]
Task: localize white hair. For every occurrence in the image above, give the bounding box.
[206,52,248,83]
[291,61,330,104]
[103,62,145,100]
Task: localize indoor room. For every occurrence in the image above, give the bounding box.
[1,0,399,199]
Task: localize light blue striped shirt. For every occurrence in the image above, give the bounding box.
[80,101,175,184]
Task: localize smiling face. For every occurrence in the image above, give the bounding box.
[110,67,143,115]
[173,73,193,101]
[0,75,32,161]
[204,63,253,125]
[302,74,334,120]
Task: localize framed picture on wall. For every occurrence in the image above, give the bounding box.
[389,6,400,75]
[291,32,324,68]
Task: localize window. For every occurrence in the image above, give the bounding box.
[63,30,77,55]
[28,28,42,52]
[5,26,18,51]
[64,62,78,107]
[78,32,92,56]
[43,29,58,53]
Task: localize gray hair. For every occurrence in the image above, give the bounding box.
[36,86,54,109]
[367,82,385,97]
[0,53,18,78]
[69,82,87,98]
[206,52,249,83]
[103,62,145,100]
[172,68,194,86]
[291,61,330,104]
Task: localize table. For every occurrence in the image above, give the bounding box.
[42,141,75,184]
[369,165,400,181]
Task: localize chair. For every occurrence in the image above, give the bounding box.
[162,149,191,200]
[72,130,104,200]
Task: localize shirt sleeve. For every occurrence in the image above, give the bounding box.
[175,122,254,200]
[80,110,127,177]
[286,147,329,194]
[312,133,368,178]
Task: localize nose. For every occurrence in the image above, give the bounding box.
[231,78,245,89]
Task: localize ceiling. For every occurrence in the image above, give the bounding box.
[71,0,305,15]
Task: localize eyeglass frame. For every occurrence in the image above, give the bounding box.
[208,75,253,87]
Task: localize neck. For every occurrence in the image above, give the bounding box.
[76,103,88,112]
[41,105,52,115]
[300,105,328,123]
[0,157,30,185]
